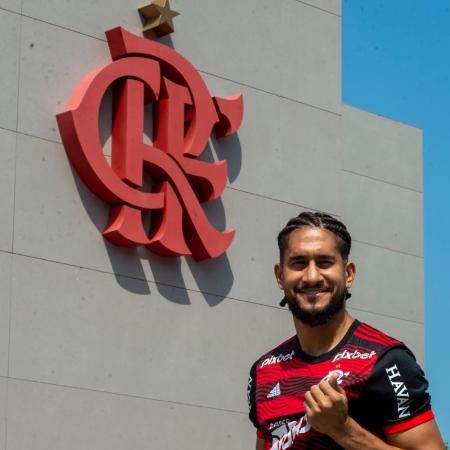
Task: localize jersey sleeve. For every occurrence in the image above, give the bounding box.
[363,345,433,435]
[248,361,264,438]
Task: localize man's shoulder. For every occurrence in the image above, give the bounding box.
[352,320,403,351]
[352,320,422,371]
[251,335,298,370]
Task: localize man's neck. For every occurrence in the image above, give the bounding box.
[294,309,354,356]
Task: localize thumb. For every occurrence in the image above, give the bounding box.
[329,373,345,393]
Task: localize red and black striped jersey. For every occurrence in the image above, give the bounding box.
[247,319,433,450]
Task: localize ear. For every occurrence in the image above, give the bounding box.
[345,261,356,289]
[274,263,284,290]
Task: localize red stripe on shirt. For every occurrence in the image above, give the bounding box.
[354,326,398,347]
[383,409,434,435]
[357,323,399,345]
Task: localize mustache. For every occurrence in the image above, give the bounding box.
[279,286,330,307]
[279,288,352,307]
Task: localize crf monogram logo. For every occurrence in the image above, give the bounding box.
[57,27,243,260]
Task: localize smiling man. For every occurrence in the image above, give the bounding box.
[247,212,444,450]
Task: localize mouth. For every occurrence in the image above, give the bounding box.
[295,287,331,300]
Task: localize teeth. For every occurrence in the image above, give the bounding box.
[301,289,327,294]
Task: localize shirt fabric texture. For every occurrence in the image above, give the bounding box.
[247,319,433,450]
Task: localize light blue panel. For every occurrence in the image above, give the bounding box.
[7,379,254,450]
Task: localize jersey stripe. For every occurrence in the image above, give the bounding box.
[354,327,398,347]
[383,409,434,434]
[357,323,399,346]
[249,320,427,449]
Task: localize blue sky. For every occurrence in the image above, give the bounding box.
[343,0,450,437]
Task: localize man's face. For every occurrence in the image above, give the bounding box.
[274,226,355,327]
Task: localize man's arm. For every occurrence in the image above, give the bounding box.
[304,374,445,450]
[329,414,444,450]
[385,419,444,449]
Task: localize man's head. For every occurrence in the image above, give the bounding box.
[274,212,355,327]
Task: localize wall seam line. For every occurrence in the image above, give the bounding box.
[226,186,342,213]
[8,2,23,380]
[8,127,343,212]
[291,0,341,17]
[16,14,341,116]
[1,375,248,415]
[348,307,423,325]
[198,69,341,116]
[0,5,19,15]
[3,250,424,325]
[353,239,423,259]
[342,169,423,193]
[6,250,283,310]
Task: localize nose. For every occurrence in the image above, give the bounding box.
[303,261,322,284]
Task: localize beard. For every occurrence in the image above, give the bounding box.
[284,287,347,327]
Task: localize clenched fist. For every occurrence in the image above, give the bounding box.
[304,373,349,436]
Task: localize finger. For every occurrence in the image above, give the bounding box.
[304,401,313,418]
[309,385,335,411]
[328,374,345,393]
[304,390,316,408]
[304,391,322,412]
[304,392,320,415]
[328,373,339,388]
[319,381,341,400]
[308,384,327,404]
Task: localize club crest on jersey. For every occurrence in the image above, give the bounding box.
[260,350,295,368]
[321,369,350,385]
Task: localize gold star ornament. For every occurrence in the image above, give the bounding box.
[139,0,180,38]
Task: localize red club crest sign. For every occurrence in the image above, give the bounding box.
[57,27,243,260]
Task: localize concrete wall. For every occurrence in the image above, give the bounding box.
[0,0,423,448]
[341,105,424,363]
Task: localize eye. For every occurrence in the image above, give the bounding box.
[317,259,334,268]
[288,259,307,269]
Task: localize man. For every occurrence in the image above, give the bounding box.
[247,212,444,450]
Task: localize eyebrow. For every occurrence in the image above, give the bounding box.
[287,254,336,262]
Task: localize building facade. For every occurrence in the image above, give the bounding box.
[0,0,423,448]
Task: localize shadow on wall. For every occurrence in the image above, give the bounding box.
[69,127,242,306]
